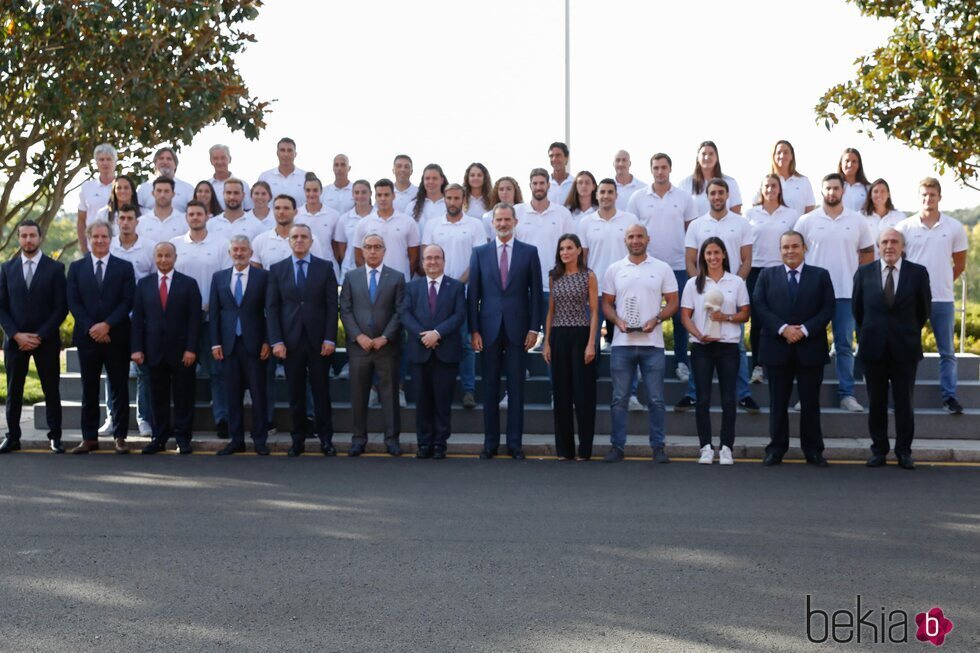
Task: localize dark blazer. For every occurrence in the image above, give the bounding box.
[131,270,202,365]
[340,265,404,354]
[399,275,466,364]
[466,239,542,346]
[66,254,135,349]
[752,263,835,367]
[209,266,269,356]
[266,255,338,351]
[853,259,931,363]
[0,253,67,347]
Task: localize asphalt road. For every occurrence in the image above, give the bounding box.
[1,454,978,652]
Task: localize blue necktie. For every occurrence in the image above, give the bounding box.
[296,259,307,295]
[369,268,378,304]
[788,268,799,304]
[234,272,243,336]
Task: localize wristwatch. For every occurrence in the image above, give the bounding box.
[726,314,733,322]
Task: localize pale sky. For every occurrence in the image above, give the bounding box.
[75,0,980,211]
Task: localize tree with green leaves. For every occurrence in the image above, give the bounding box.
[0,0,268,252]
[816,0,979,190]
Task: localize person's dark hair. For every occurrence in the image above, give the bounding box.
[771,140,803,178]
[374,178,395,192]
[185,199,208,215]
[277,137,297,148]
[691,141,723,195]
[117,203,139,216]
[488,177,523,206]
[393,154,413,166]
[193,180,222,216]
[152,176,175,190]
[548,142,569,157]
[564,170,598,212]
[153,146,178,168]
[837,147,870,187]
[273,193,297,210]
[598,177,617,188]
[463,162,492,211]
[821,172,844,186]
[107,174,139,221]
[251,180,272,197]
[17,219,42,238]
[695,237,730,293]
[650,152,672,168]
[550,233,586,281]
[706,177,729,194]
[529,167,550,184]
[863,178,896,215]
[780,230,806,248]
[352,179,372,193]
[304,171,323,190]
[412,164,447,221]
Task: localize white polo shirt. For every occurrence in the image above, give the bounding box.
[548,174,574,206]
[353,211,421,280]
[90,206,121,235]
[576,211,639,284]
[601,255,678,348]
[250,229,326,270]
[421,214,487,280]
[778,174,816,214]
[897,213,968,302]
[515,202,574,291]
[245,210,276,233]
[335,209,370,283]
[169,232,231,309]
[136,210,186,244]
[465,196,487,219]
[677,174,743,215]
[78,178,114,215]
[626,185,697,270]
[745,205,802,268]
[681,273,750,344]
[794,207,874,299]
[207,213,264,246]
[323,182,354,215]
[614,176,647,212]
[842,182,868,213]
[405,196,446,235]
[208,175,252,211]
[863,209,907,256]
[256,167,307,208]
[684,212,754,274]
[136,177,194,213]
[109,236,156,281]
[393,184,418,213]
[570,206,597,231]
[295,204,342,276]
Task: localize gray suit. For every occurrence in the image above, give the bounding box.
[340,265,405,445]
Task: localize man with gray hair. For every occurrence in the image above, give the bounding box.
[208,144,252,211]
[77,143,118,254]
[135,146,194,212]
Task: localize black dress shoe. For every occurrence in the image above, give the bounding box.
[0,437,21,454]
[254,443,271,456]
[287,445,304,457]
[217,442,246,456]
[805,454,829,467]
[508,448,525,460]
[142,441,165,455]
[386,443,403,457]
[762,453,782,466]
[896,453,916,470]
[432,447,447,460]
[479,448,495,460]
[50,439,65,454]
[321,443,337,456]
[416,446,433,459]
[216,420,229,439]
[866,453,887,467]
[177,444,193,455]
[348,443,365,457]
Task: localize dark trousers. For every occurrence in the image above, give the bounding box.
[78,342,130,440]
[148,358,197,446]
[691,342,739,449]
[4,341,61,440]
[412,357,458,449]
[864,357,918,457]
[282,341,333,446]
[482,335,527,451]
[349,348,400,446]
[766,359,825,457]
[223,339,269,445]
[746,267,762,364]
[550,326,597,458]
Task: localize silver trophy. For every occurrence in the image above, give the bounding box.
[624,296,643,333]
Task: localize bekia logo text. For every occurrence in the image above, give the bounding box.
[806,595,953,646]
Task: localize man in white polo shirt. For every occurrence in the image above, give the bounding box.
[257,137,306,208]
[322,154,355,215]
[354,179,421,281]
[136,178,187,244]
[794,173,875,412]
[392,154,418,213]
[613,150,646,212]
[898,177,969,414]
[422,183,487,409]
[601,223,679,463]
[547,142,573,205]
[76,143,117,254]
[170,200,232,437]
[208,144,252,211]
[135,147,194,212]
[208,178,263,246]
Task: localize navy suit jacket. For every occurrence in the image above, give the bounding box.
[467,239,542,346]
[266,255,338,351]
[752,263,835,367]
[131,270,202,366]
[0,253,67,347]
[853,259,931,364]
[66,254,135,349]
[400,275,466,364]
[209,266,269,357]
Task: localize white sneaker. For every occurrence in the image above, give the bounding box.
[675,362,690,383]
[600,338,612,351]
[98,417,115,435]
[750,365,764,384]
[368,388,381,407]
[499,393,508,408]
[628,395,643,411]
[719,445,734,465]
[399,389,407,408]
[698,444,714,464]
[137,420,152,436]
[840,396,864,412]
[791,401,801,412]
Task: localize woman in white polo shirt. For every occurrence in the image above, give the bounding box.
[94,175,139,232]
[463,162,492,219]
[482,176,524,239]
[678,140,743,215]
[193,180,223,217]
[680,237,750,465]
[335,179,373,284]
[770,140,816,214]
[837,148,871,212]
[563,170,599,225]
[861,179,906,252]
[246,181,274,231]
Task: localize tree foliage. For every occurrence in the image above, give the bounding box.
[0,0,268,249]
[816,0,979,190]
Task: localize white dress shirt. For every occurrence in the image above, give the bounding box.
[91,253,110,277]
[20,252,40,281]
[230,265,250,295]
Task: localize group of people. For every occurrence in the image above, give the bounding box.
[0,138,968,469]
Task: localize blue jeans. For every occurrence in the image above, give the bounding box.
[832,299,856,399]
[610,346,666,450]
[459,316,476,394]
[930,301,957,400]
[198,324,228,423]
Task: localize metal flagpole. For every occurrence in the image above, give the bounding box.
[564,0,570,148]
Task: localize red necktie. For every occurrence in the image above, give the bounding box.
[159,275,169,310]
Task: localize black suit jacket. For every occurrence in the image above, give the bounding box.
[266,255,338,351]
[0,253,67,347]
[400,275,466,364]
[752,264,835,367]
[66,254,135,349]
[209,266,269,356]
[853,259,931,363]
[131,271,202,365]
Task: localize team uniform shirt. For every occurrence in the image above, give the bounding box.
[514,202,574,291]
[88,206,121,235]
[405,196,446,235]
[393,184,418,213]
[136,210,186,244]
[680,273,751,344]
[897,212,969,302]
[250,228,326,270]
[863,208,907,256]
[626,185,697,270]
[465,196,487,219]
[208,175,252,211]
[421,215,487,280]
[745,204,802,268]
[256,167,307,208]
[677,174,743,215]
[614,176,647,212]
[547,174,574,206]
[78,178,114,217]
[323,182,354,215]
[576,211,639,284]
[136,177,194,213]
[335,208,371,283]
[841,181,868,213]
[169,232,232,309]
[352,211,421,280]
[601,255,678,348]
[244,210,276,233]
[207,213,265,246]
[794,207,875,299]
[295,203,342,277]
[684,212,754,274]
[109,236,156,280]
[569,206,597,231]
[778,174,816,214]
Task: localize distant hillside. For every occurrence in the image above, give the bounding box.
[949,205,980,226]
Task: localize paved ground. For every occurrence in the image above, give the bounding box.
[1,454,978,652]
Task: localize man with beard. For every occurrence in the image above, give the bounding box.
[136,177,187,244]
[208,178,263,244]
[135,147,194,212]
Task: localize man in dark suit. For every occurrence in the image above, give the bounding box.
[267,224,338,457]
[340,233,405,456]
[67,221,136,454]
[853,228,931,469]
[0,220,68,453]
[132,241,201,455]
[399,244,465,459]
[467,202,543,459]
[752,230,836,467]
[210,235,271,456]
